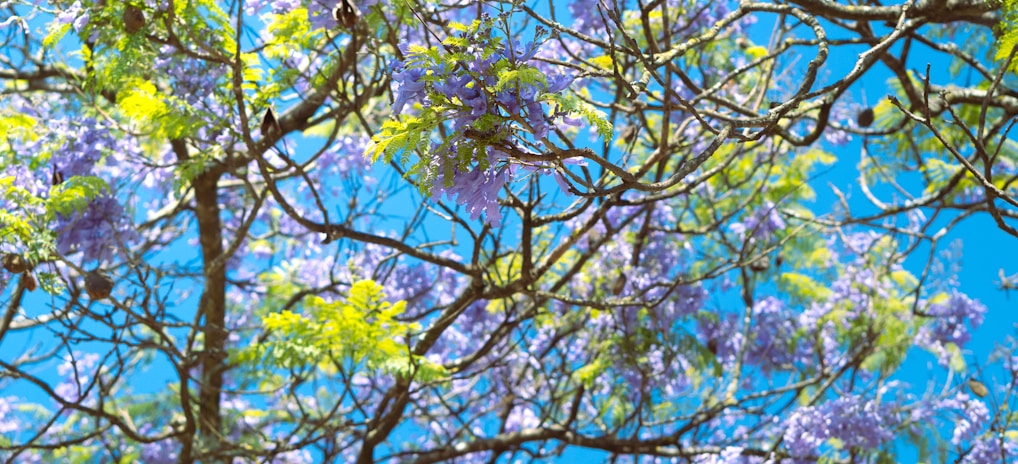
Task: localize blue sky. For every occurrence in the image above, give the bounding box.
[2,2,1015,462]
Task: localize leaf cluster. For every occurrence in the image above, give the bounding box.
[236,280,447,382]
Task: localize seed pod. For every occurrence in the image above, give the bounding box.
[749,256,769,272]
[611,271,627,296]
[23,273,37,292]
[621,125,639,145]
[2,254,29,274]
[967,378,989,398]
[85,270,115,300]
[123,5,145,34]
[52,166,64,186]
[857,107,875,128]
[333,0,360,29]
[260,107,281,139]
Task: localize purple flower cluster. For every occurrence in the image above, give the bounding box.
[916,291,986,366]
[56,1,89,34]
[388,18,574,225]
[0,396,18,435]
[54,352,100,405]
[288,134,378,216]
[431,159,509,227]
[0,97,140,266]
[784,394,898,459]
[0,163,48,209]
[153,45,227,108]
[567,204,702,308]
[54,193,138,263]
[140,435,179,464]
[729,202,785,243]
[693,446,761,464]
[430,300,495,361]
[390,64,427,115]
[961,436,1018,463]
[384,258,462,313]
[53,117,119,179]
[938,391,990,446]
[700,297,801,372]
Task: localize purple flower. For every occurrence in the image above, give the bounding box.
[432,166,508,227]
[313,134,373,194]
[917,291,986,366]
[55,118,117,178]
[938,391,990,446]
[57,1,89,33]
[568,0,610,35]
[305,0,335,31]
[55,352,100,403]
[54,193,138,263]
[391,64,427,114]
[153,46,227,107]
[505,405,539,432]
[0,396,18,434]
[546,73,574,93]
[784,394,897,459]
[729,202,785,242]
[501,40,539,65]
[524,94,550,139]
[141,439,179,464]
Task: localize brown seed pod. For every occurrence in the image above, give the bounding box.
[52,166,64,186]
[611,271,627,296]
[260,107,281,139]
[2,254,29,274]
[333,0,360,29]
[123,5,145,34]
[620,125,638,145]
[85,270,115,300]
[749,256,769,272]
[23,273,37,292]
[857,107,875,128]
[967,378,989,398]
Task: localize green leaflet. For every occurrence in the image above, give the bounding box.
[996,0,1018,73]
[241,280,447,381]
[548,93,614,142]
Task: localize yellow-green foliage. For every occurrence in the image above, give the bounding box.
[547,93,613,141]
[0,174,107,273]
[0,113,39,142]
[781,236,921,376]
[116,78,192,139]
[997,0,1018,73]
[239,280,447,381]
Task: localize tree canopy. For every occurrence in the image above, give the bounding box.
[1,0,1017,462]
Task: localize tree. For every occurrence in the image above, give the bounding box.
[0,0,1016,462]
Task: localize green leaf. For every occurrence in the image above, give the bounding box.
[367,116,436,164]
[779,272,832,303]
[493,65,547,92]
[0,113,39,141]
[246,280,444,380]
[48,176,109,217]
[43,22,71,49]
[573,357,608,388]
[117,78,173,135]
[548,93,614,141]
